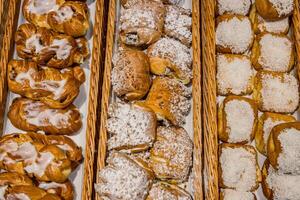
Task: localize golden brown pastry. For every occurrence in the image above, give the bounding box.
[95,151,154,200]
[255,112,295,155]
[8,98,82,135]
[253,70,299,113]
[220,189,257,200]
[217,0,252,16]
[256,0,294,21]
[267,122,300,174]
[147,37,192,84]
[251,32,294,72]
[147,182,192,200]
[120,0,165,47]
[112,49,151,100]
[74,37,90,64]
[0,172,33,187]
[150,126,193,183]
[216,14,254,54]
[140,77,191,126]
[218,96,258,144]
[8,60,85,109]
[38,181,73,200]
[6,185,61,200]
[219,143,262,192]
[107,102,156,153]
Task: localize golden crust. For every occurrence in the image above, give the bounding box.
[147,182,192,200]
[6,185,61,200]
[261,160,274,200]
[0,172,33,187]
[256,0,294,21]
[38,180,74,200]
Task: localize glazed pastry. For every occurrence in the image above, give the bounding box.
[112,49,151,100]
[120,0,165,47]
[6,185,61,200]
[218,96,258,144]
[217,54,254,96]
[8,60,85,109]
[216,14,254,54]
[107,102,156,153]
[95,151,154,200]
[251,32,294,72]
[48,1,89,37]
[217,0,251,15]
[147,182,192,200]
[267,122,300,174]
[141,77,191,126]
[74,37,90,64]
[256,0,294,20]
[253,71,299,113]
[255,112,295,155]
[164,5,192,46]
[38,180,74,200]
[219,143,262,191]
[220,189,256,200]
[8,98,82,135]
[147,38,192,84]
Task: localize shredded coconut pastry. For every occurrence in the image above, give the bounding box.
[260,73,299,113]
[216,16,253,53]
[95,152,153,200]
[277,128,300,174]
[106,102,156,152]
[224,99,255,143]
[220,146,257,191]
[258,33,292,72]
[269,0,294,17]
[148,182,192,200]
[221,189,255,200]
[257,15,289,34]
[262,118,287,148]
[217,54,253,95]
[217,0,251,15]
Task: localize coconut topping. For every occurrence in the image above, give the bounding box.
[257,15,289,34]
[217,0,251,15]
[269,0,294,17]
[263,118,287,147]
[221,189,254,200]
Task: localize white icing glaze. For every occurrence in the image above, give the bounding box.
[0,185,7,200]
[25,34,44,53]
[50,39,72,60]
[7,193,31,200]
[57,144,72,151]
[39,181,67,190]
[54,6,74,22]
[24,152,54,177]
[27,0,59,15]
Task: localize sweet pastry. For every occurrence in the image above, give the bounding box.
[147,38,192,84]
[111,49,151,100]
[6,185,61,200]
[253,71,299,113]
[74,37,90,64]
[140,77,191,126]
[251,32,294,72]
[8,98,82,135]
[107,102,156,153]
[256,0,294,20]
[95,151,154,200]
[147,182,192,200]
[255,112,295,155]
[219,143,262,191]
[8,60,85,109]
[150,126,193,183]
[216,14,254,54]
[217,54,254,96]
[217,0,252,15]
[218,96,258,144]
[220,189,256,200]
[267,122,300,174]
[38,181,74,200]
[164,5,192,47]
[120,0,165,47]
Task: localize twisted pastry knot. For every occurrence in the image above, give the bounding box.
[22,0,89,37]
[0,133,82,183]
[16,23,89,68]
[8,60,85,109]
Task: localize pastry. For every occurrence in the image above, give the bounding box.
[217,54,254,96]
[147,182,192,200]
[8,98,82,135]
[217,0,252,16]
[220,189,256,200]
[38,181,74,200]
[140,77,191,126]
[150,126,193,183]
[95,151,154,200]
[164,5,192,47]
[74,37,90,64]
[267,122,300,174]
[255,112,295,155]
[219,143,262,191]
[253,70,299,113]
[6,185,61,200]
[8,60,85,109]
[251,32,294,72]
[111,49,151,100]
[107,102,156,153]
[218,96,258,144]
[120,0,165,47]
[216,14,254,54]
[256,0,294,20]
[147,38,192,84]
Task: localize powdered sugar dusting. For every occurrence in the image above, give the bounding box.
[121,8,156,30]
[262,118,286,147]
[217,0,251,15]
[148,182,192,200]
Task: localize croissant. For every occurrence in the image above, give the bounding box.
[8,60,85,109]
[147,182,192,200]
[8,98,82,135]
[6,185,61,200]
[38,180,74,200]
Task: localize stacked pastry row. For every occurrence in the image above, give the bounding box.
[0,0,90,199]
[95,0,194,200]
[216,0,300,199]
